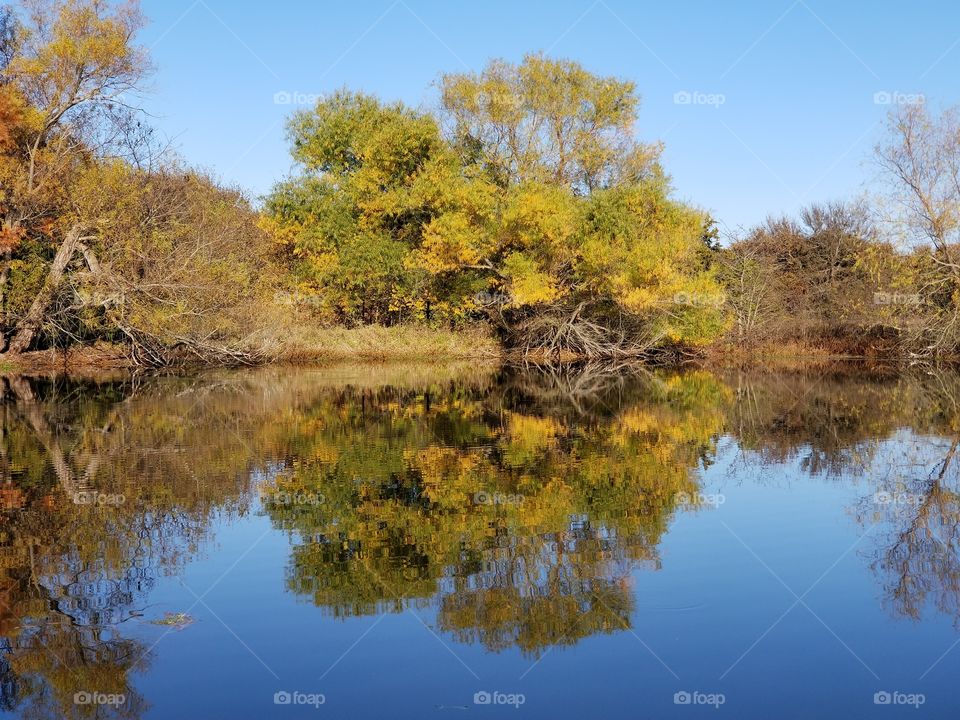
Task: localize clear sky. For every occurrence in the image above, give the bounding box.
[138,0,960,232]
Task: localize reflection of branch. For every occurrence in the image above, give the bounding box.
[881,437,960,621]
[503,362,661,419]
[6,377,81,497]
[933,438,959,483]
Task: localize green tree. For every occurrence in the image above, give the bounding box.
[266,57,728,358]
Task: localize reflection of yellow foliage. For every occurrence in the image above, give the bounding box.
[312,442,340,464]
[506,413,561,448]
[619,408,658,435]
[404,445,493,510]
[259,369,731,658]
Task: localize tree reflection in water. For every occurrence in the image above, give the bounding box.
[0,364,952,716]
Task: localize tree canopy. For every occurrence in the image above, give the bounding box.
[264,55,728,359]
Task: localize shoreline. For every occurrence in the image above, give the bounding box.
[0,336,946,376]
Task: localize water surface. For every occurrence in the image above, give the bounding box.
[0,363,956,718]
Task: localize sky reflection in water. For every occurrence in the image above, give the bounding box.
[0,364,955,718]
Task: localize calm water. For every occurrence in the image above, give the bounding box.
[0,363,956,718]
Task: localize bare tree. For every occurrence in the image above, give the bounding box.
[716,237,779,344]
[876,104,960,353]
[876,104,960,272]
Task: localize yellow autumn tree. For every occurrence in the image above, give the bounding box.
[266,55,729,358]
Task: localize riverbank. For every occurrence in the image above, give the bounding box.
[278,324,501,362]
[0,325,502,372]
[0,326,943,374]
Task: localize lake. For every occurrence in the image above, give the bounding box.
[0,363,956,718]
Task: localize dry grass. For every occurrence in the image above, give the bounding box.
[704,340,854,369]
[277,323,502,362]
[0,325,501,372]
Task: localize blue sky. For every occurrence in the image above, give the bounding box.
[138,0,960,232]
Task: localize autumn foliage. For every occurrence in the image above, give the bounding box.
[0,0,271,364]
[4,1,960,365]
[265,56,728,360]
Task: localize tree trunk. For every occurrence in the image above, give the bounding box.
[6,377,80,496]
[0,249,11,344]
[6,224,83,355]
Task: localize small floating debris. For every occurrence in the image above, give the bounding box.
[149,612,195,630]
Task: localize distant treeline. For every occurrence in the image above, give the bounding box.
[1,0,959,365]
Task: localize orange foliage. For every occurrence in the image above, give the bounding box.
[0,225,24,252]
[0,87,21,151]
